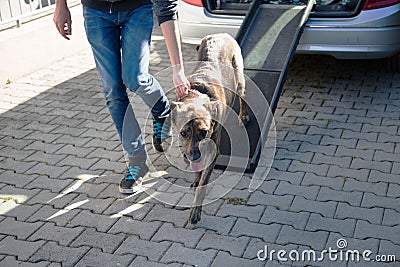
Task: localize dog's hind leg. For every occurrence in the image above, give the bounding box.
[232,53,249,125]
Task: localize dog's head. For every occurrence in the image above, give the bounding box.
[171,93,222,172]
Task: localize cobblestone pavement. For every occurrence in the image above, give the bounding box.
[0,21,399,266]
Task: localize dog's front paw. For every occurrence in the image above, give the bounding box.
[187,206,202,226]
[190,181,199,188]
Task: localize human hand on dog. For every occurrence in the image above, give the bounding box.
[173,66,190,98]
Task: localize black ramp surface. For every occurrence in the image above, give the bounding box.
[216,0,314,172]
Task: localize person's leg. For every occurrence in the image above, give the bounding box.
[120,4,170,152]
[83,6,146,160]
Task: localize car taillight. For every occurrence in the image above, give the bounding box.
[182,0,204,7]
[363,0,400,10]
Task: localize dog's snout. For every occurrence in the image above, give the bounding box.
[189,148,201,162]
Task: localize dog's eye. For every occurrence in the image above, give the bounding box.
[180,131,188,138]
[199,130,208,139]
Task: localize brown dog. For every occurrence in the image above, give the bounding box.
[171,33,249,225]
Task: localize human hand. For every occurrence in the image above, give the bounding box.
[173,66,190,98]
[53,1,72,40]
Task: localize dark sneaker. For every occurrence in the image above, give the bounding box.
[119,162,149,194]
[152,112,170,152]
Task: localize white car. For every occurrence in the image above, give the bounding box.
[178,0,400,70]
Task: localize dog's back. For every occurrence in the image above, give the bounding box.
[191,33,244,107]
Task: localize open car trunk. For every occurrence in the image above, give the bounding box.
[204,0,366,17]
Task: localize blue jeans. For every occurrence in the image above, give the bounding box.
[83,5,169,161]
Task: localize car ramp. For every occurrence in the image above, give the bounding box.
[216,0,315,172]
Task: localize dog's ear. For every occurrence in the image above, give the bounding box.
[170,102,184,125]
[203,100,222,119]
[171,101,183,112]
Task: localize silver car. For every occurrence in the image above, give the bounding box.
[177,0,400,69]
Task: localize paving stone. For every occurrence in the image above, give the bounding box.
[108,217,162,240]
[288,160,329,176]
[378,132,400,143]
[335,202,384,224]
[0,186,41,207]
[144,203,188,227]
[75,248,134,267]
[242,236,298,261]
[194,213,237,235]
[275,181,319,200]
[210,251,263,267]
[321,136,357,149]
[25,151,66,166]
[276,225,329,251]
[26,189,78,209]
[369,170,400,185]
[69,181,108,198]
[285,132,321,145]
[152,222,204,248]
[30,241,89,266]
[317,186,363,206]
[275,149,314,163]
[116,235,170,260]
[327,165,370,181]
[230,218,281,243]
[24,176,74,193]
[23,141,65,154]
[306,213,356,237]
[0,255,51,267]
[89,159,126,173]
[69,209,118,232]
[361,192,399,211]
[0,158,36,173]
[298,143,337,156]
[260,206,309,230]
[301,173,344,190]
[0,147,35,161]
[0,236,46,261]
[356,140,395,153]
[4,203,42,221]
[382,209,400,226]
[343,178,387,196]
[129,256,182,267]
[58,166,103,181]
[54,144,95,158]
[28,222,84,246]
[326,232,379,256]
[378,240,400,261]
[196,231,249,257]
[25,163,70,179]
[267,170,304,186]
[362,124,397,135]
[54,135,93,147]
[160,243,217,267]
[387,184,400,197]
[350,158,392,173]
[248,191,293,210]
[72,195,114,214]
[0,171,38,188]
[26,204,80,226]
[217,203,264,222]
[290,196,337,217]
[335,146,374,161]
[56,155,99,170]
[71,228,125,253]
[0,217,43,240]
[354,220,400,244]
